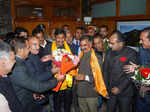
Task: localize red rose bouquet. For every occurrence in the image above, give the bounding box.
[52,49,79,92]
[131,66,150,97]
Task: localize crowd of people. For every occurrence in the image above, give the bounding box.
[0,24,150,112]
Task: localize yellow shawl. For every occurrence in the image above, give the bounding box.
[79,49,108,97]
[52,41,77,90]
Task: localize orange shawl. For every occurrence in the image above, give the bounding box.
[79,49,108,97]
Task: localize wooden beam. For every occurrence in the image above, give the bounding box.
[91,0,114,5]
[116,0,120,16]
[93,15,150,21]
[146,0,150,15]
[47,1,74,7]
[10,0,16,31]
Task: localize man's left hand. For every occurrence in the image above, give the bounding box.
[111,87,120,95]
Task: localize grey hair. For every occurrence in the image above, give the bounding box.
[0,42,11,60]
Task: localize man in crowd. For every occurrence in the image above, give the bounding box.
[124,29,150,112]
[93,34,105,109]
[39,28,76,112]
[25,36,54,111]
[32,28,52,57]
[14,27,28,39]
[65,30,79,55]
[52,29,74,112]
[73,27,83,46]
[103,30,137,112]
[99,25,109,40]
[49,28,56,42]
[65,30,80,112]
[62,24,70,32]
[0,42,24,112]
[32,28,52,71]
[36,24,52,42]
[93,34,104,58]
[73,27,84,55]
[9,38,64,112]
[32,28,55,112]
[75,35,107,112]
[87,25,96,37]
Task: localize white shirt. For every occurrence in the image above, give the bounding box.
[40,40,47,48]
[0,93,11,112]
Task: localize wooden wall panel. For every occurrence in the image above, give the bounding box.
[146,0,150,15]
[50,20,82,33]
[15,21,50,35]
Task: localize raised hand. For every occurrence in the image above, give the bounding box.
[56,73,65,81]
[123,61,138,73]
[41,55,53,62]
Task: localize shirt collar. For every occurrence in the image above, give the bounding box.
[40,40,47,48]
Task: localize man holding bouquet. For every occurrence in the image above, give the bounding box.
[124,28,150,112]
[43,29,77,112]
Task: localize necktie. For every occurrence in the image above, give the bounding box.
[77,41,79,46]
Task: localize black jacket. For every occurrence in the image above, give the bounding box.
[103,47,137,96]
[0,77,24,112]
[9,56,58,111]
[25,53,53,81]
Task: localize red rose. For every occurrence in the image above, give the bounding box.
[138,68,150,79]
[120,57,127,62]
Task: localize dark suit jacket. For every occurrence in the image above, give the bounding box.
[39,40,52,58]
[25,53,55,104]
[103,47,137,96]
[25,53,53,81]
[69,43,79,55]
[39,41,52,72]
[9,56,58,111]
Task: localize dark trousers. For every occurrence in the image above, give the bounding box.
[49,91,55,112]
[24,101,47,112]
[135,92,150,112]
[54,89,72,112]
[72,84,80,112]
[107,95,132,112]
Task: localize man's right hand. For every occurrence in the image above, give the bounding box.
[51,66,60,74]
[41,55,53,62]
[123,61,138,73]
[75,74,85,80]
[56,74,65,81]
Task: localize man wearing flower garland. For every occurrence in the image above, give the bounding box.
[75,35,108,112]
[51,29,75,112]
[103,30,137,112]
[124,28,150,112]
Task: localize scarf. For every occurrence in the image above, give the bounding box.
[79,49,108,97]
[52,41,77,90]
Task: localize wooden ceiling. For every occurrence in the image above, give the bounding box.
[14,0,76,6]
[14,0,46,6]
[14,0,113,6]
